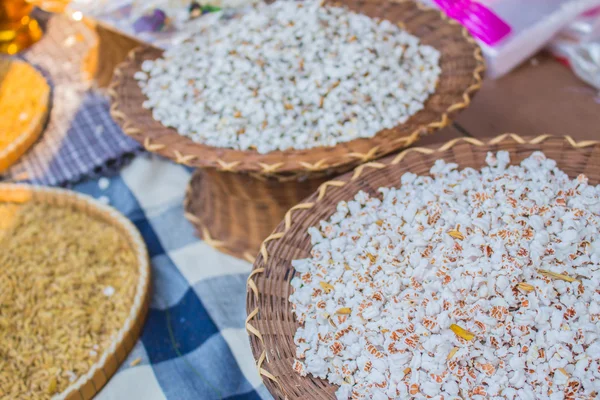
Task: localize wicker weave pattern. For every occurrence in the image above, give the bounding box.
[182,168,333,261]
[108,0,485,179]
[245,134,600,399]
[0,185,151,400]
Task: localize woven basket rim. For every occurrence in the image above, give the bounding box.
[0,59,51,173]
[245,133,600,399]
[182,179,260,263]
[0,184,151,400]
[109,0,485,177]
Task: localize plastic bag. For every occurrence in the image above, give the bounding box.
[548,8,600,90]
[421,0,600,78]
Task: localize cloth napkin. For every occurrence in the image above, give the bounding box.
[2,12,139,186]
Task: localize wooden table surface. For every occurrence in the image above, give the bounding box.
[420,53,599,146]
[91,23,598,146]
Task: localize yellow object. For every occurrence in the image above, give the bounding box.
[335,307,352,315]
[448,229,465,240]
[0,185,31,203]
[0,0,42,54]
[517,282,535,292]
[447,347,459,360]
[0,59,50,173]
[47,377,57,395]
[538,269,579,283]
[450,324,475,341]
[30,0,71,13]
[319,281,334,293]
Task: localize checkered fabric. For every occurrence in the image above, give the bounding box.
[3,13,139,186]
[75,154,272,400]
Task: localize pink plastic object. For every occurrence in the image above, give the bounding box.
[422,0,600,78]
[433,0,511,45]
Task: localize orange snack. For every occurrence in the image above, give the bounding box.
[0,59,50,173]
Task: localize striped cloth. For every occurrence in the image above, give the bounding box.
[3,13,139,186]
[74,154,273,400]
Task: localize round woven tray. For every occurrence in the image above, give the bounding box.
[0,184,151,400]
[109,0,483,174]
[109,0,484,259]
[245,134,600,399]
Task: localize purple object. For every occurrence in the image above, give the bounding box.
[433,0,512,45]
[133,9,167,33]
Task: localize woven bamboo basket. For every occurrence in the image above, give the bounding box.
[109,0,485,260]
[0,184,151,400]
[245,134,600,399]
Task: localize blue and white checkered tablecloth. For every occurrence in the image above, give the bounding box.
[74,154,273,400]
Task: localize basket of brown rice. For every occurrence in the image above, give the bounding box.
[246,134,600,399]
[0,184,150,400]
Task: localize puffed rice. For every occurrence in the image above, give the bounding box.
[289,151,600,399]
[136,0,441,153]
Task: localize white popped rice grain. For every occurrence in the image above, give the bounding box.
[103,286,115,297]
[98,177,110,190]
[65,370,77,383]
[290,151,600,399]
[136,0,441,154]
